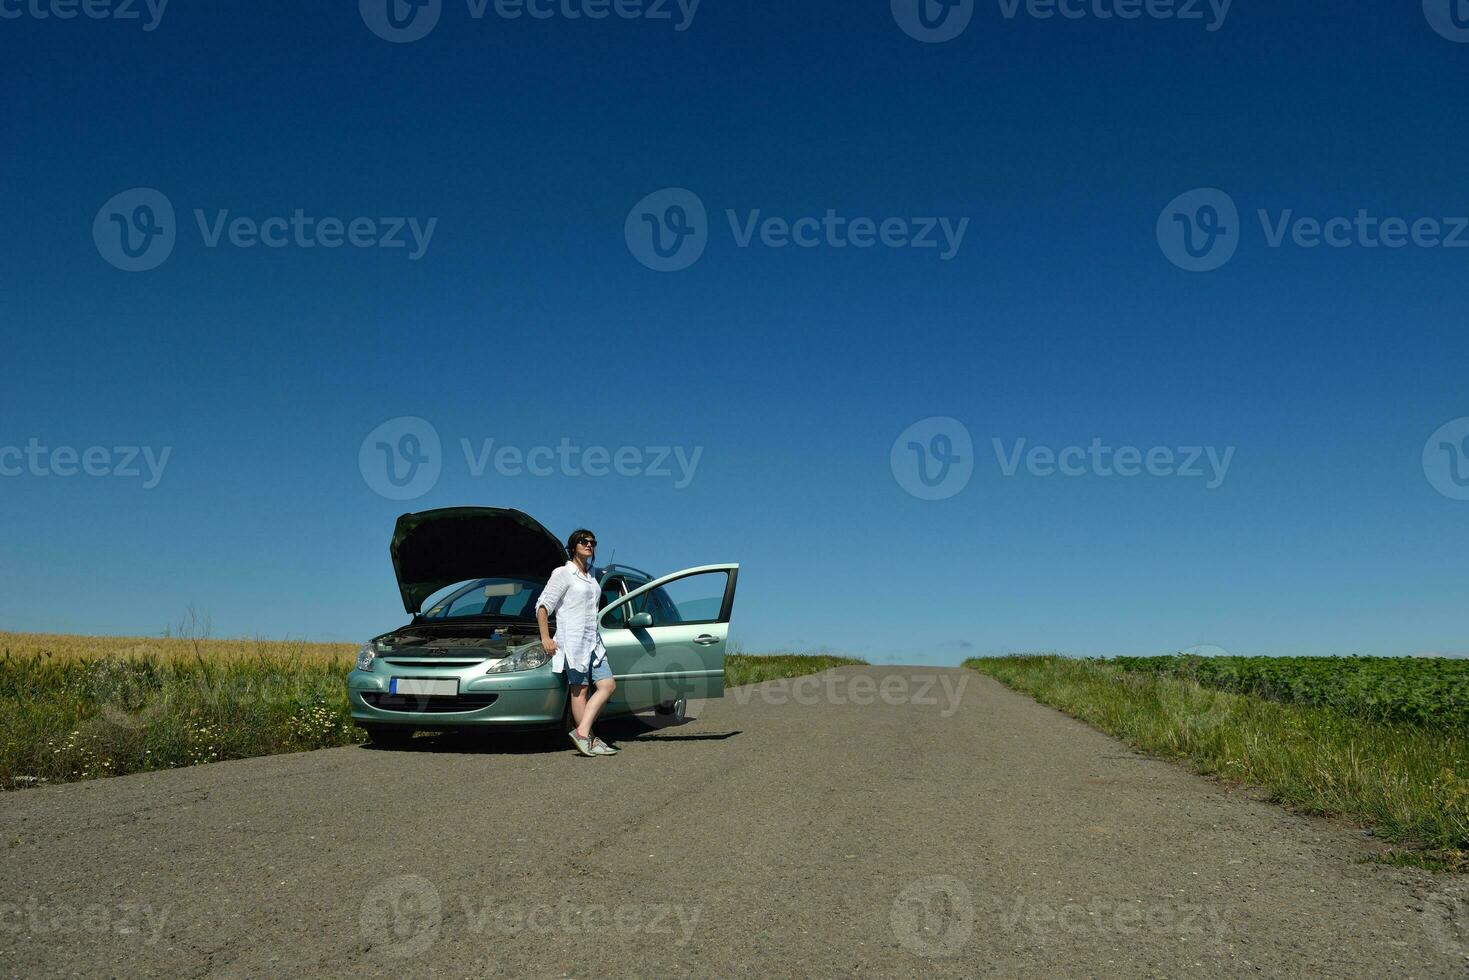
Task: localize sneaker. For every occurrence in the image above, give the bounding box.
[567,730,596,757]
[590,736,619,755]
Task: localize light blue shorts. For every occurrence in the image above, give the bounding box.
[565,660,613,687]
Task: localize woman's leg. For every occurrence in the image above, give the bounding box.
[574,676,617,739]
[568,684,589,730]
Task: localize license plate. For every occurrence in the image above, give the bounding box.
[390,678,458,697]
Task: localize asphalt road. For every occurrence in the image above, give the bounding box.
[1,666,1464,978]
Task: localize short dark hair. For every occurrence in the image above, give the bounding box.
[566,528,596,558]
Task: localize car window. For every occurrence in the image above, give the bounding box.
[601,576,652,629]
[443,589,488,618]
[600,576,628,626]
[631,570,729,627]
[421,578,544,621]
[486,583,536,618]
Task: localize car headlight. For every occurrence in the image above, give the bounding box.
[484,641,550,674]
[355,642,378,672]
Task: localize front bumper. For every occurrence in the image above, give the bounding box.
[347,664,566,729]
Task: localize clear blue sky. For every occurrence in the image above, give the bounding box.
[3,2,1467,662]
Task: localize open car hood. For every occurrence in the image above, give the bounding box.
[390,507,566,615]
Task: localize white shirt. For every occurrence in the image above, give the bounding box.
[536,561,607,673]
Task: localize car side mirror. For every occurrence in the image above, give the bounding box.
[628,611,653,628]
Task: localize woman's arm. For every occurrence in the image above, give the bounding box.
[535,568,568,655]
[536,605,556,655]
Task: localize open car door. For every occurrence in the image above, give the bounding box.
[599,564,739,710]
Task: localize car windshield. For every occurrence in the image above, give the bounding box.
[418,577,546,621]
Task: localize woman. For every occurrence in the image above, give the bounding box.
[535,529,619,757]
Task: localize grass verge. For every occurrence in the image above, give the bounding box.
[965,654,1468,870]
[1,634,360,790]
[1,633,862,789]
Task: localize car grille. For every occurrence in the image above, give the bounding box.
[381,659,483,667]
[361,692,500,713]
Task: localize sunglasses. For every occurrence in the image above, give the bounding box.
[577,538,597,548]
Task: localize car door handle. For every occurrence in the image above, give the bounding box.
[694,634,719,645]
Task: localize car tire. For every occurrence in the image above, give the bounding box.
[364,724,415,748]
[654,697,687,721]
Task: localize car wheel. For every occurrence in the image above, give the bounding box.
[654,697,687,721]
[364,724,415,748]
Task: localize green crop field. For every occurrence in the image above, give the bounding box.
[1105,653,1469,727]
